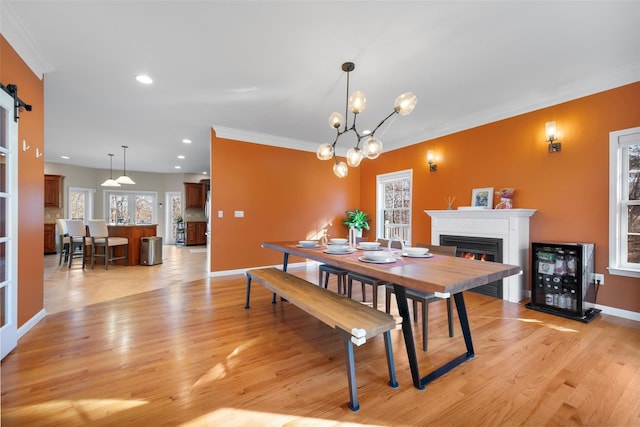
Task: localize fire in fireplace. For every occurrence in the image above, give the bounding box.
[440,235,504,299]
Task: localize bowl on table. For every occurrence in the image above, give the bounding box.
[330,238,348,245]
[358,241,381,250]
[404,247,429,257]
[325,244,351,254]
[362,251,394,262]
[298,240,318,248]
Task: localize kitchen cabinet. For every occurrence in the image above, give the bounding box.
[44,223,57,254]
[184,182,205,209]
[185,221,206,245]
[44,174,63,208]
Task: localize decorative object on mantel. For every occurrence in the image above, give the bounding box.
[316,62,418,178]
[471,187,494,209]
[495,187,514,209]
[445,196,456,210]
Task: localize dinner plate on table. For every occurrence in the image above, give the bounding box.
[402,253,433,258]
[356,245,383,251]
[359,256,397,264]
[296,244,320,248]
[323,248,356,255]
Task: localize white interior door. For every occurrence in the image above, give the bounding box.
[0,88,19,360]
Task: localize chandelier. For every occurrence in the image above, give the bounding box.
[316,62,417,178]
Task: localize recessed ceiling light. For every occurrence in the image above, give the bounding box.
[136,74,153,84]
[177,155,185,159]
[61,155,70,160]
[182,139,191,144]
[202,172,208,175]
[174,165,181,169]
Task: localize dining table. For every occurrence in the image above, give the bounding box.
[262,241,522,390]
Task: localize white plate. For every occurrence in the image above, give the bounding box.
[359,256,397,264]
[357,246,383,251]
[296,244,319,248]
[402,253,433,258]
[323,248,356,255]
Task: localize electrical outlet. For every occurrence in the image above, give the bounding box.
[593,273,605,285]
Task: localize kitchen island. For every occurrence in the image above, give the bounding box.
[107,224,158,266]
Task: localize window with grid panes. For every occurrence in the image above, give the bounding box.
[609,127,640,277]
[376,169,412,244]
[105,190,157,225]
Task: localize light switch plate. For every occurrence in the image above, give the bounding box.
[218,210,223,218]
[234,210,244,218]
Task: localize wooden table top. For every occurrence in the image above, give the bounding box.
[262,241,522,296]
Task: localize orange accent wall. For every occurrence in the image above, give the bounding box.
[359,82,640,313]
[1,36,45,327]
[210,133,361,270]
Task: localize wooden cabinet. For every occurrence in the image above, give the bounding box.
[44,223,57,254]
[184,182,205,209]
[107,225,158,265]
[185,221,206,245]
[44,175,63,208]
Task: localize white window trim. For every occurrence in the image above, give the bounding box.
[608,126,640,278]
[103,189,158,225]
[68,187,94,220]
[376,169,413,245]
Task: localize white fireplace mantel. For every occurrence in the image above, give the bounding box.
[425,209,537,303]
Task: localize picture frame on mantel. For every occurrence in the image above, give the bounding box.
[471,188,494,208]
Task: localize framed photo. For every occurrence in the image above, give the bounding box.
[471,188,493,208]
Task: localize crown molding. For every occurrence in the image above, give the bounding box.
[211,125,350,157]
[0,1,54,79]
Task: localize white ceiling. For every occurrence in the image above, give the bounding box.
[2,1,639,175]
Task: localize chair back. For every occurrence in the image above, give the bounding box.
[66,220,86,238]
[87,220,109,238]
[56,219,69,236]
[377,238,404,250]
[416,243,457,256]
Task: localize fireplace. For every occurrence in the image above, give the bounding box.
[440,235,503,298]
[425,208,536,303]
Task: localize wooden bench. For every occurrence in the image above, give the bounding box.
[244,267,398,411]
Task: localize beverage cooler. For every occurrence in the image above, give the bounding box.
[526,242,601,322]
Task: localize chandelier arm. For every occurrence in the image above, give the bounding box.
[369,110,398,136]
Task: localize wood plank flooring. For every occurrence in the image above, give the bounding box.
[2,246,639,426]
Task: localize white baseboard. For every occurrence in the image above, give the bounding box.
[18,309,46,339]
[209,261,318,278]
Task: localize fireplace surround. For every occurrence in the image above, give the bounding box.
[425,209,536,303]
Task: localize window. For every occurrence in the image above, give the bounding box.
[376,169,412,244]
[104,190,157,225]
[68,187,93,220]
[609,126,640,278]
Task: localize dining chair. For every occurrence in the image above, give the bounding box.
[347,238,403,310]
[385,243,457,351]
[86,220,129,269]
[318,237,368,295]
[65,219,90,269]
[56,219,70,266]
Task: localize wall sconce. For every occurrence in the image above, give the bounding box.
[427,150,438,172]
[546,121,561,153]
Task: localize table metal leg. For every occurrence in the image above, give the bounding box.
[393,284,423,390]
[394,286,476,390]
[273,253,290,304]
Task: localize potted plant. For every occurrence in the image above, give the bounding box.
[343,209,370,231]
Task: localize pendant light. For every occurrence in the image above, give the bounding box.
[116,145,135,184]
[317,62,417,178]
[101,154,121,187]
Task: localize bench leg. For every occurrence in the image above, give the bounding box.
[244,274,252,309]
[383,330,398,388]
[339,330,360,412]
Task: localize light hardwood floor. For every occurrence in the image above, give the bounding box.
[2,246,639,426]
